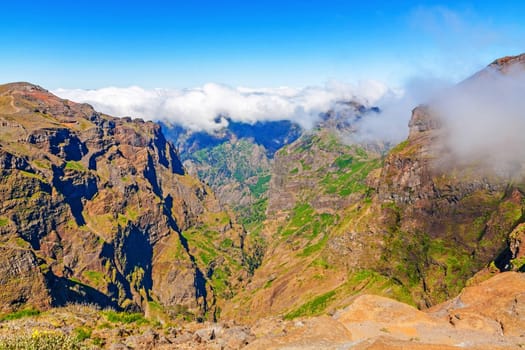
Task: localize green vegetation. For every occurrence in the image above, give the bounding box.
[192,140,269,187]
[82,270,106,287]
[210,267,232,299]
[284,290,336,319]
[65,161,85,171]
[281,203,315,237]
[284,269,414,319]
[219,238,233,249]
[390,140,409,153]
[238,198,268,229]
[334,154,354,168]
[0,217,8,227]
[280,204,335,243]
[102,310,148,325]
[19,170,46,183]
[181,221,246,300]
[248,174,271,197]
[511,256,525,271]
[321,158,381,196]
[32,160,51,170]
[72,327,92,342]
[299,233,329,257]
[381,229,479,303]
[0,308,40,321]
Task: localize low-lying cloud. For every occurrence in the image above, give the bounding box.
[54,81,390,132]
[354,77,450,144]
[433,62,525,176]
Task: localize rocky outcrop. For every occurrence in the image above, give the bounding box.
[245,272,525,349]
[0,82,245,318]
[0,247,51,312]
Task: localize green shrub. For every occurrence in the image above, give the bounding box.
[73,327,92,342]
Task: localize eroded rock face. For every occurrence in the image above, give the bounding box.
[0,82,244,317]
[0,247,51,312]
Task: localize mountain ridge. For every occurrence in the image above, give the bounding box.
[0,82,254,320]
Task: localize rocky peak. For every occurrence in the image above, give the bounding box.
[407,105,441,140]
[489,53,525,71]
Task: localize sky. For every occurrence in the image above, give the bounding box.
[1,1,524,89]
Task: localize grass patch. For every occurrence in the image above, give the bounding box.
[0,217,8,227]
[281,203,315,237]
[334,155,353,169]
[321,158,381,197]
[299,233,329,257]
[284,290,336,319]
[0,308,40,321]
[220,238,234,249]
[65,161,86,171]
[82,270,106,287]
[390,140,409,153]
[19,170,46,182]
[102,310,148,325]
[73,327,92,342]
[283,269,415,320]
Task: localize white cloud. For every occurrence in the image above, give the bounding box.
[53,81,393,132]
[433,62,525,176]
[354,77,451,144]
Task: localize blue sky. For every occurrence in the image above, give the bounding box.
[0,1,524,89]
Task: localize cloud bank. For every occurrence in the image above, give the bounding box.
[54,81,390,132]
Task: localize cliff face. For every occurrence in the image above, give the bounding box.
[0,82,246,318]
[372,105,519,307]
[368,55,525,307]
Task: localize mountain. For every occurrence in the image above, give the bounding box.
[0,82,257,320]
[219,54,525,322]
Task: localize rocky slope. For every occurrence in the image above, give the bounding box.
[0,271,523,349]
[245,271,525,349]
[220,54,525,322]
[0,82,251,320]
[221,127,394,322]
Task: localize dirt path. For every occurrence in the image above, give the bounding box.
[8,95,21,113]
